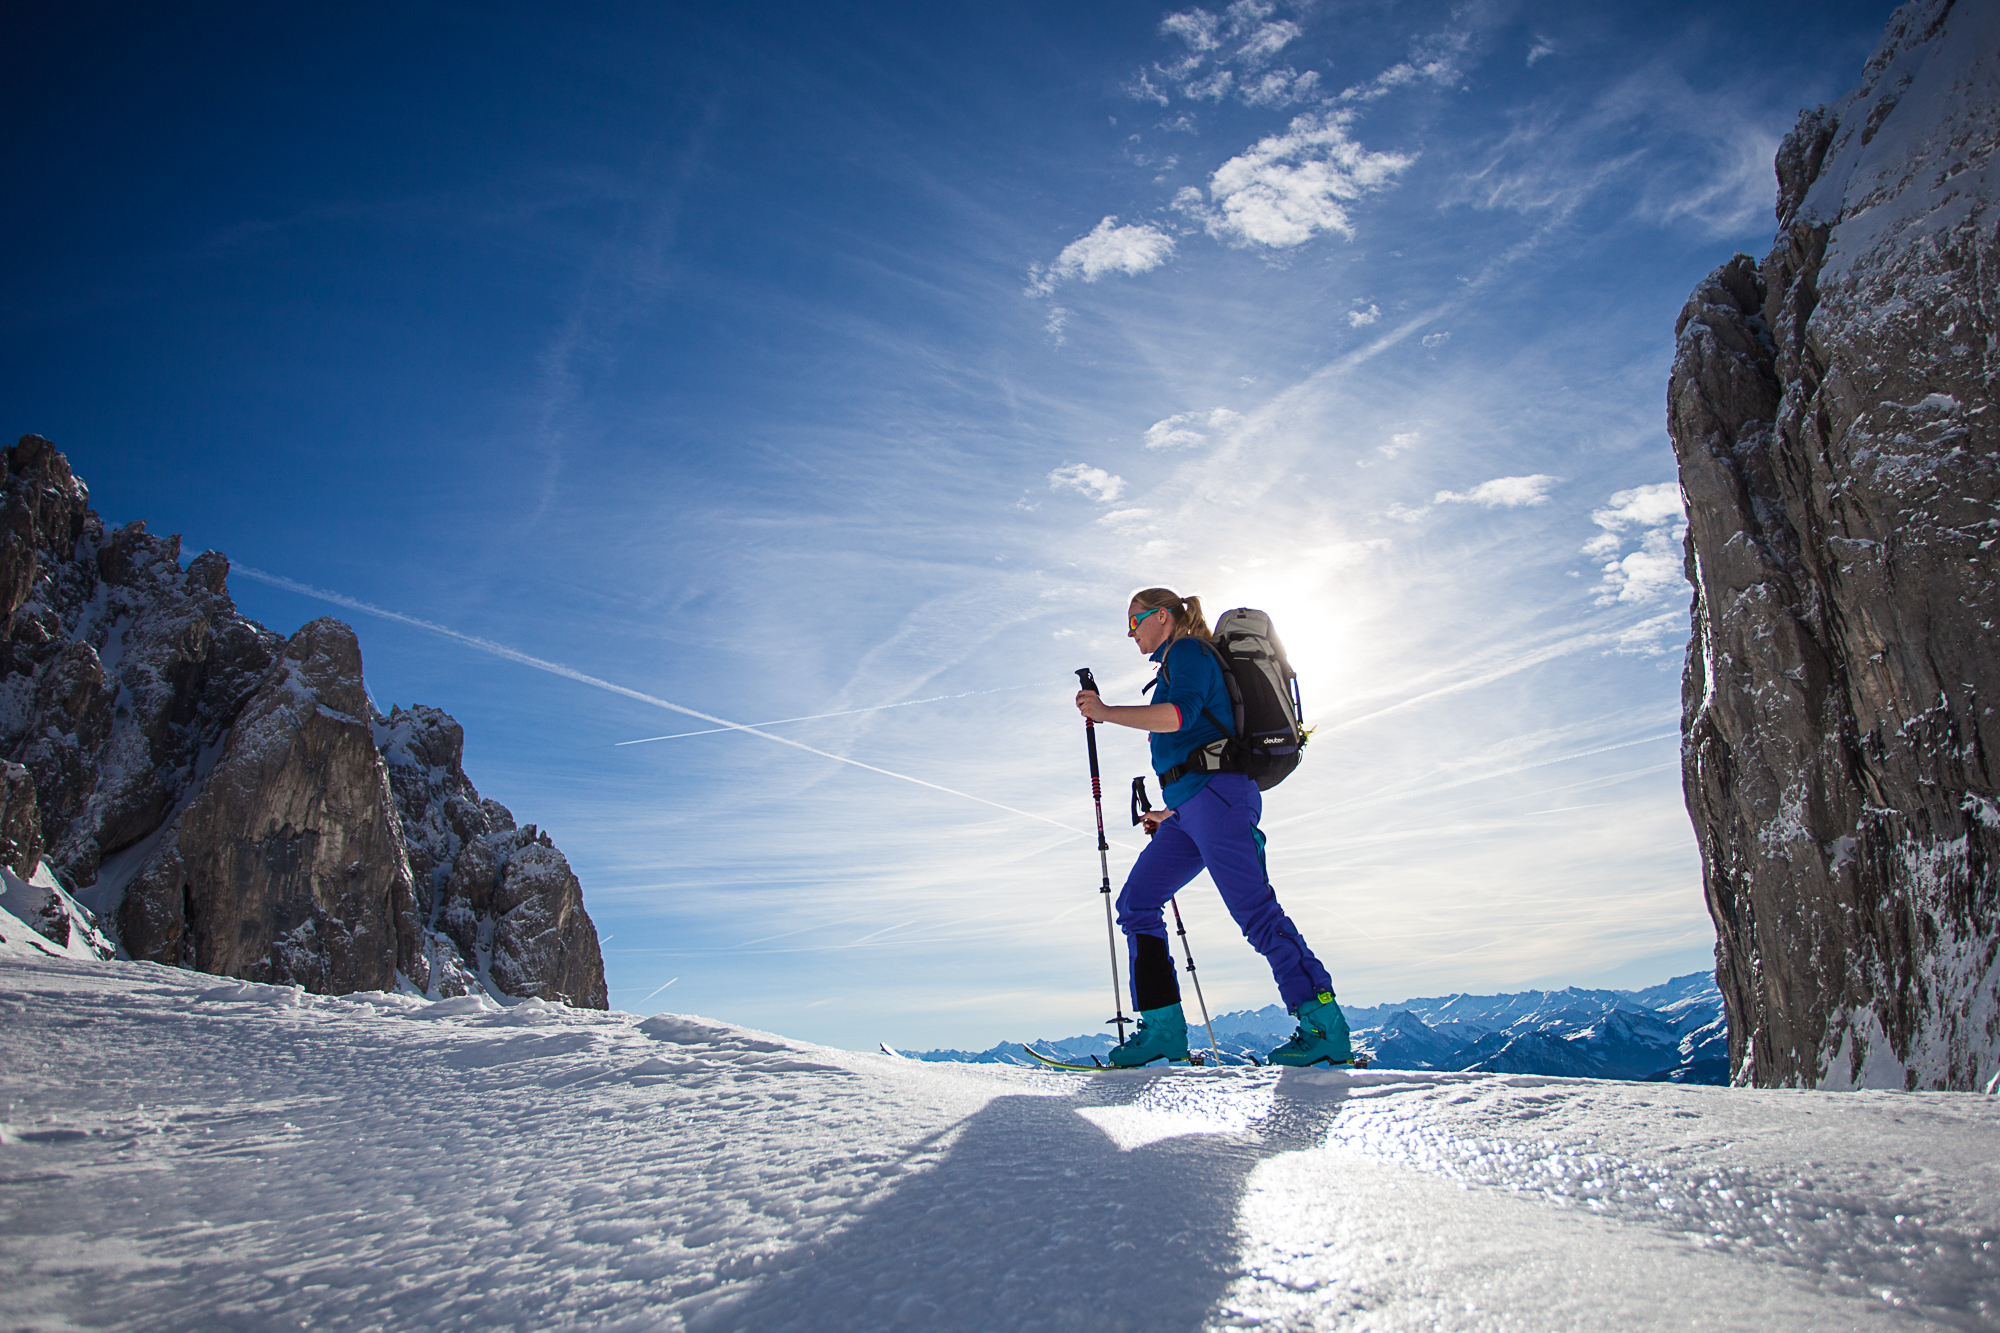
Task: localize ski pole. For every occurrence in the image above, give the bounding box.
[1168,897,1221,1067]
[1132,776,1221,1066]
[1075,668,1131,1045]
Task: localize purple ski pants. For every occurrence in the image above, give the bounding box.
[1116,772,1333,1011]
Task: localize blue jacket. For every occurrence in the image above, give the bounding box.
[1145,637,1233,808]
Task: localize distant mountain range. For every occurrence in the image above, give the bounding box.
[902,972,1728,1084]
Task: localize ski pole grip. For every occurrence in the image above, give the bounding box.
[1075,667,1098,694]
[1130,776,1153,827]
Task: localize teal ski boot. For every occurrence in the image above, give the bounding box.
[1106,1002,1190,1067]
[1267,991,1353,1067]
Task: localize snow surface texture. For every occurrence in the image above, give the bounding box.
[5,950,1998,1331]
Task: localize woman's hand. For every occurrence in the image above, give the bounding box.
[1075,691,1181,733]
[1140,808,1175,834]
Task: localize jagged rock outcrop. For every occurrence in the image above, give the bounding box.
[0,760,43,878]
[0,437,281,893]
[120,619,423,993]
[380,705,606,1007]
[0,434,607,1007]
[1671,0,1998,1089]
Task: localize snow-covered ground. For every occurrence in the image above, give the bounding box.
[5,946,1998,1331]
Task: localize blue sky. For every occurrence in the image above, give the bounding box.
[8,0,1892,1048]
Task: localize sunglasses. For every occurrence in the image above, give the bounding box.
[1128,607,1163,633]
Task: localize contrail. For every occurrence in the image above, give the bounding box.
[641,977,679,1001]
[616,685,1028,746]
[231,564,1100,840]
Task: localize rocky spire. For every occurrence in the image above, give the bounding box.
[1670,0,1997,1089]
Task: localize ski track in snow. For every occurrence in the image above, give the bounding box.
[3,952,1998,1331]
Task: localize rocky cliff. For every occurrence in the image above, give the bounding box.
[0,435,606,1007]
[1670,0,1996,1089]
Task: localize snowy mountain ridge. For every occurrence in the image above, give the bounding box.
[906,971,1729,1084]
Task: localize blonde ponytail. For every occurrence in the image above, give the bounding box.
[1129,587,1213,642]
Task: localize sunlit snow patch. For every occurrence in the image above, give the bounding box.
[1075,1071,1277,1150]
[1323,1075,2000,1320]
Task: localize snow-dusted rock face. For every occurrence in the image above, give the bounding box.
[0,434,606,1007]
[379,705,606,1008]
[1671,0,1999,1089]
[0,437,281,894]
[119,619,423,993]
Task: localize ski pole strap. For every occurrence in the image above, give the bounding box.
[1130,776,1152,826]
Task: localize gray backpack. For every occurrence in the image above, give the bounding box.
[1159,607,1308,790]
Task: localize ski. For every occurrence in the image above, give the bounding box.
[1021,1045,1139,1071]
[1021,1045,1215,1072]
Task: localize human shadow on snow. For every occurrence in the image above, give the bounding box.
[691,1070,1353,1333]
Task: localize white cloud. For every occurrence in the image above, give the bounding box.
[1182,113,1415,248]
[1347,303,1381,328]
[1161,8,1221,53]
[1526,37,1557,66]
[1240,68,1320,106]
[1378,430,1419,458]
[1098,507,1157,532]
[1339,28,1472,103]
[1125,70,1171,106]
[1591,482,1684,532]
[1586,482,1688,605]
[1235,19,1299,64]
[1143,4,1325,108]
[1043,305,1071,343]
[1434,474,1560,507]
[1597,534,1687,606]
[1184,68,1234,100]
[1027,217,1177,296]
[1048,463,1127,503]
[1385,502,1431,523]
[1143,407,1244,449]
[1421,331,1451,348]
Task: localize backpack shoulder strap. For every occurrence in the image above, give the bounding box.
[1152,638,1241,739]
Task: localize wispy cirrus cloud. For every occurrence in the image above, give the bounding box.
[1027,216,1176,295]
[1450,59,1790,238]
[1338,27,1473,103]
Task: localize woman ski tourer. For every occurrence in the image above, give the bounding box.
[1073,588,1352,1068]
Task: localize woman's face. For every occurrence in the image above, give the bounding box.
[1128,601,1174,653]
